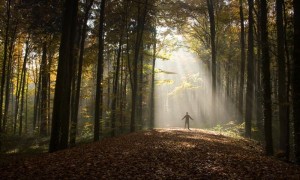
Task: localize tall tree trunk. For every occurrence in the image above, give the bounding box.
[3,26,17,132]
[111,36,123,137]
[137,41,144,130]
[207,0,216,126]
[261,0,273,155]
[276,0,288,159]
[19,39,29,136]
[245,0,255,138]
[130,0,148,132]
[40,42,48,136]
[255,0,263,130]
[49,0,78,152]
[25,75,29,134]
[33,63,42,131]
[292,0,300,164]
[70,0,94,146]
[94,0,106,141]
[150,29,156,129]
[0,0,11,130]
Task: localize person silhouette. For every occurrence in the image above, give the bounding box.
[181,112,193,130]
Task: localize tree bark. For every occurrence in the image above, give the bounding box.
[207,0,216,126]
[150,29,156,129]
[49,0,78,152]
[0,0,11,130]
[130,0,148,132]
[40,42,48,136]
[261,0,273,155]
[245,0,255,138]
[276,0,288,159]
[94,0,106,141]
[70,0,94,146]
[293,0,300,164]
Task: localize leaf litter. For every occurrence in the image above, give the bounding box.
[1,128,300,179]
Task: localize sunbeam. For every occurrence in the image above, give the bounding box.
[155,45,239,129]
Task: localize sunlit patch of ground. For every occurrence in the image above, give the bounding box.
[1,128,299,179]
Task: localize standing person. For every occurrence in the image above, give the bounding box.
[182,112,194,130]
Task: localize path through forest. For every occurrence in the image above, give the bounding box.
[1,129,300,179]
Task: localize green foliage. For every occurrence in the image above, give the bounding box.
[210,121,244,138]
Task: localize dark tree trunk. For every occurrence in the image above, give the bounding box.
[207,0,216,126]
[0,0,11,129]
[49,0,78,152]
[150,29,157,129]
[94,0,106,141]
[130,0,148,132]
[4,26,17,132]
[111,33,123,137]
[255,0,263,130]
[137,42,144,130]
[276,0,289,159]
[293,0,300,164]
[40,42,48,136]
[70,0,94,146]
[261,0,273,155]
[245,0,255,138]
[33,62,42,131]
[19,39,29,136]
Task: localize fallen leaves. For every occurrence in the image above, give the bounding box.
[1,128,299,179]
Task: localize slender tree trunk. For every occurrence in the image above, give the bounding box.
[245,0,255,138]
[4,26,17,132]
[137,41,144,130]
[70,0,94,146]
[94,0,106,141]
[0,0,11,130]
[283,2,291,161]
[25,75,29,134]
[19,39,29,136]
[111,35,123,137]
[40,42,48,136]
[49,0,78,152]
[130,0,148,132]
[207,0,216,126]
[255,0,263,130]
[276,0,289,159]
[33,63,42,131]
[150,29,156,129]
[261,0,273,155]
[293,0,300,164]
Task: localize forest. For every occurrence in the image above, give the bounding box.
[0,0,300,178]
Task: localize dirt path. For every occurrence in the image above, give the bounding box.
[1,129,299,179]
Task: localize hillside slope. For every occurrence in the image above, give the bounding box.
[1,129,300,179]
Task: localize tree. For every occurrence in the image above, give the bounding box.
[94,0,106,141]
[238,0,246,123]
[130,0,148,132]
[70,0,94,146]
[293,0,300,164]
[49,0,78,152]
[245,0,255,138]
[276,0,288,159]
[261,0,273,155]
[206,0,216,125]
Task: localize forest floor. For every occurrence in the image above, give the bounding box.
[1,128,300,179]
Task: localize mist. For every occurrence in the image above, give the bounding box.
[155,47,239,129]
